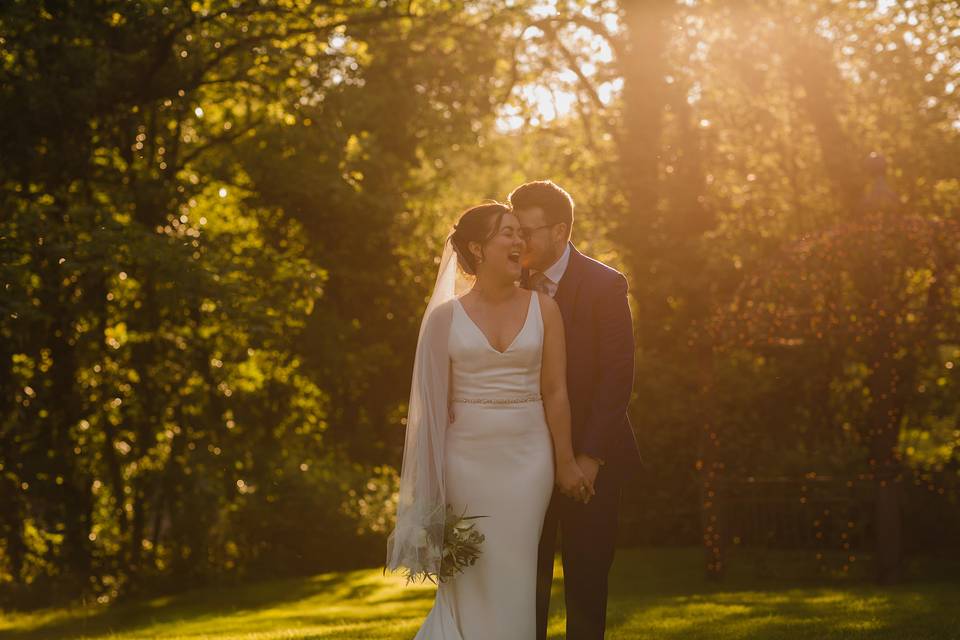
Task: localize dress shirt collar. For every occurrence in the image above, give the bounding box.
[538,242,571,285]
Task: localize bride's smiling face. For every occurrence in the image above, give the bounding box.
[471,213,525,280]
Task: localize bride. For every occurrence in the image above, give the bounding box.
[385,202,592,639]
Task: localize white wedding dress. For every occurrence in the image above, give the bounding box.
[413,290,555,640]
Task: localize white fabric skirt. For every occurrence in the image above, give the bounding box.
[414,401,554,639]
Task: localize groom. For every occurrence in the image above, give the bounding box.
[510,180,643,640]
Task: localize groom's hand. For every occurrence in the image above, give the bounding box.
[575,454,600,501]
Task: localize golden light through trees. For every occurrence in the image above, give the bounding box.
[1,0,957,606]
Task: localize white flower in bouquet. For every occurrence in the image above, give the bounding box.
[403,504,487,585]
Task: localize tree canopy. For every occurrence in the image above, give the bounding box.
[1,0,957,604]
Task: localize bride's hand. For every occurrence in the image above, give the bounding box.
[556,458,593,504]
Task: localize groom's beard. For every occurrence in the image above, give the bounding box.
[523,245,560,272]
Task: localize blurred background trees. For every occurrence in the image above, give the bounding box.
[1,0,957,606]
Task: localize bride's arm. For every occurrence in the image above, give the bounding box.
[539,292,592,503]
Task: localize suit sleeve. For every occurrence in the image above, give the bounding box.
[580,272,635,463]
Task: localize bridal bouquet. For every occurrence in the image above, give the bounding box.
[405,504,487,584]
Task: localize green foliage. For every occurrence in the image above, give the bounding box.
[0,0,523,605]
[2,0,959,607]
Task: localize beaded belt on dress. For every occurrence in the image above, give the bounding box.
[452,394,542,405]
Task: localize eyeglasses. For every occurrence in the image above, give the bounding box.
[518,223,557,241]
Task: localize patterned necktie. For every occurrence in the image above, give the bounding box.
[527,271,553,296]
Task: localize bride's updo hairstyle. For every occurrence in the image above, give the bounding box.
[450,201,511,276]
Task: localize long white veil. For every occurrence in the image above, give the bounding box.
[385,231,469,581]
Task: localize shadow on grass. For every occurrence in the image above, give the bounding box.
[0,567,434,640]
[594,549,960,640]
[602,585,960,640]
[5,548,960,640]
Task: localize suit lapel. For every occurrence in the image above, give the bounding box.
[554,242,585,322]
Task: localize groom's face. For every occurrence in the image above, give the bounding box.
[515,206,562,272]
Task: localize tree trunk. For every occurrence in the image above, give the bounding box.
[873,477,903,584]
[46,273,94,584]
[866,345,904,584]
[697,345,724,579]
[617,0,670,293]
[784,27,906,584]
[783,30,864,219]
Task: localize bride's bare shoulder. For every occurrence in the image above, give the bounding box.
[533,290,560,320]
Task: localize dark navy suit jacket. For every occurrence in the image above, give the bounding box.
[524,242,643,480]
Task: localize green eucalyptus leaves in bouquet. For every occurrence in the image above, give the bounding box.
[404,504,487,585]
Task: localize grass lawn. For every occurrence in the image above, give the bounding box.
[2,547,958,639]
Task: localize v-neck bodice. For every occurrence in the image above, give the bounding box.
[449,292,543,401]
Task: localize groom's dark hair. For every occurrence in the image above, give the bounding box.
[508,180,574,240]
